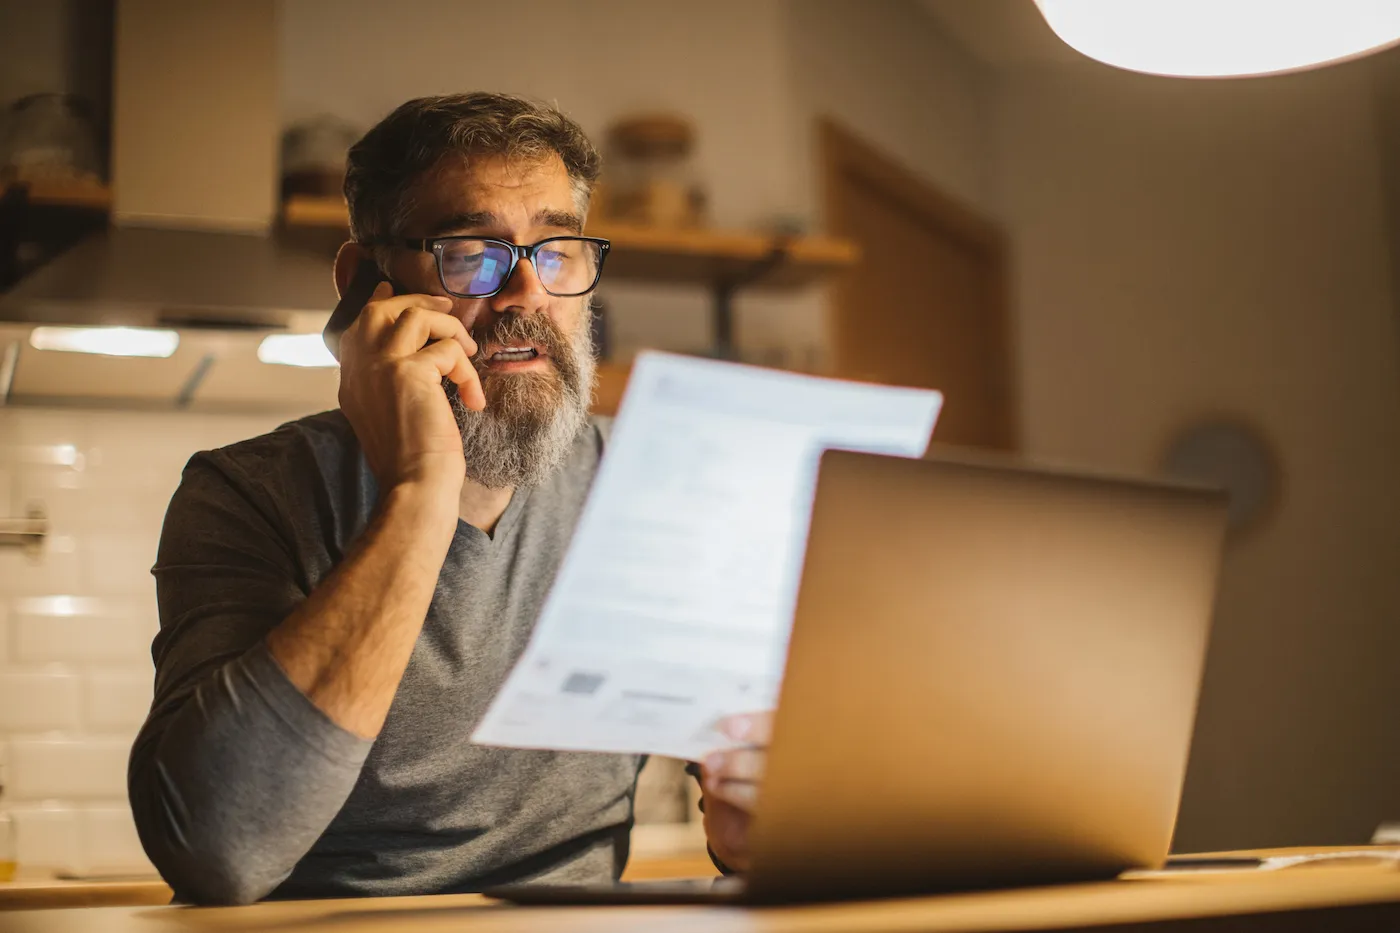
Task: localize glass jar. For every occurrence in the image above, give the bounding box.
[0,93,101,185]
[603,114,706,229]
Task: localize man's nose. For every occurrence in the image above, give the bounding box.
[489,255,550,316]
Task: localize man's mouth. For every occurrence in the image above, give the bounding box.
[485,345,541,363]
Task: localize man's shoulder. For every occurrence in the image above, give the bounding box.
[197,409,356,478]
[181,409,362,514]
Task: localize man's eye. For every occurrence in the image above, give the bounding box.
[445,253,483,270]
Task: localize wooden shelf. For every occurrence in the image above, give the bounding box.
[281,195,858,290]
[3,177,113,210]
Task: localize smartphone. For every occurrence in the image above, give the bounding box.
[322,260,386,363]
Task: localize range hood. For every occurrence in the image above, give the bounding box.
[0,225,335,331]
[0,0,341,410]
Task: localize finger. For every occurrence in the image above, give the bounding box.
[703,797,753,870]
[717,710,774,745]
[416,341,486,411]
[359,292,455,340]
[384,306,478,359]
[704,748,765,785]
[414,338,473,385]
[708,778,759,812]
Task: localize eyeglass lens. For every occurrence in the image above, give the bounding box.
[438,238,602,298]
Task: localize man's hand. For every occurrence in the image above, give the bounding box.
[337,283,485,509]
[700,711,773,872]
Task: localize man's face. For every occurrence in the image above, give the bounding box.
[384,153,597,489]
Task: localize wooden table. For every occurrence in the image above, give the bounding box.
[0,823,717,911]
[3,850,1399,933]
[0,875,172,911]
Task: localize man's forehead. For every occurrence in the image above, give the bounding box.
[406,152,577,234]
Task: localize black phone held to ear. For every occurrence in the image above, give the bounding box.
[322,260,386,362]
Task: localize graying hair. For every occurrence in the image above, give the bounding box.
[344,92,601,248]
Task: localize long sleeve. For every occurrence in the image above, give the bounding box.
[128,454,373,905]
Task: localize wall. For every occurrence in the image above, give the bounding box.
[279,0,815,363]
[993,55,1400,849]
[783,0,996,222]
[0,407,288,873]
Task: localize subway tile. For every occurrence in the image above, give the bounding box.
[0,443,84,469]
[84,533,162,598]
[7,737,133,800]
[9,803,79,871]
[11,598,157,664]
[0,669,82,732]
[85,670,154,731]
[86,414,219,488]
[80,806,154,873]
[0,409,90,449]
[14,471,168,540]
[0,542,82,596]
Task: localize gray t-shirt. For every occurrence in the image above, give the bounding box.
[129,410,643,905]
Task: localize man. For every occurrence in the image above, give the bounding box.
[129,92,768,906]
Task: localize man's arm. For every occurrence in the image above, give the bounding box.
[267,286,480,738]
[265,481,453,739]
[129,290,482,905]
[128,460,458,905]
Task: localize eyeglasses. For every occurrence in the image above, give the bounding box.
[379,235,611,299]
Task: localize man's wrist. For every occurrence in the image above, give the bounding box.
[378,480,459,548]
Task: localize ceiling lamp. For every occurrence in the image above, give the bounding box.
[257,333,338,368]
[1033,0,1400,78]
[29,326,179,358]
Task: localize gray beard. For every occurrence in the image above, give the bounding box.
[444,320,597,489]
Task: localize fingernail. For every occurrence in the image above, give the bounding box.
[705,752,725,775]
[723,716,751,740]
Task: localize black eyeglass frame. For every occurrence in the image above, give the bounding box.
[376,235,612,299]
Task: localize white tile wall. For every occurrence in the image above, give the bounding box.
[0,405,292,874]
[11,599,158,664]
[10,803,79,870]
[0,670,82,731]
[7,737,132,799]
[85,670,157,731]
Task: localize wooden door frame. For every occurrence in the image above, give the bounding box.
[819,119,1019,450]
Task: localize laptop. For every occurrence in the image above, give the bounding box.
[489,449,1228,905]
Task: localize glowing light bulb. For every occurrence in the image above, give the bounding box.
[1034,0,1400,78]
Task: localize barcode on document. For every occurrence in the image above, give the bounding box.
[561,671,606,695]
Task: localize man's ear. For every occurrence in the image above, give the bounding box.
[333,241,372,299]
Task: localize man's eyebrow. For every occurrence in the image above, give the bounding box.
[536,209,583,233]
[424,209,583,237]
[425,211,498,236]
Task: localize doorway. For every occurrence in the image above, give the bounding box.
[821,121,1017,450]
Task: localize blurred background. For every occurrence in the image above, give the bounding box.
[0,0,1398,880]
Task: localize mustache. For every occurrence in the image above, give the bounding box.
[470,313,569,368]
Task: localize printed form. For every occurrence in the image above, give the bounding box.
[471,352,943,761]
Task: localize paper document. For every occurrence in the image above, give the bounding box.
[471,352,943,760]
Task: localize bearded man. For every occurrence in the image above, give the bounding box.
[128,92,766,906]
